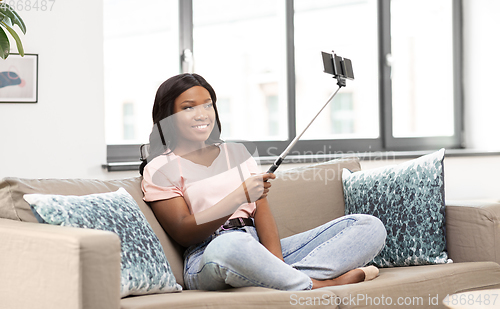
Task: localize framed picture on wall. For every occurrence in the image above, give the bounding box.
[0,54,38,103]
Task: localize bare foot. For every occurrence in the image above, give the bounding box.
[311,269,365,289]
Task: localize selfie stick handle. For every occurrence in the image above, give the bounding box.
[266,84,343,174]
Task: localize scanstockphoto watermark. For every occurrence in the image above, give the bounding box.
[289,293,442,306]
[266,147,397,185]
[277,165,343,186]
[0,0,56,12]
[265,146,398,165]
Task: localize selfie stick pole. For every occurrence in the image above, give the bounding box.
[266,83,344,174]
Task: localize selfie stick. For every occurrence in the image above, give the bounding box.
[266,51,354,174]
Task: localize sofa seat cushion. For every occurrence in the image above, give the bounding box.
[121,287,338,309]
[323,262,500,309]
[120,262,500,309]
[0,176,186,288]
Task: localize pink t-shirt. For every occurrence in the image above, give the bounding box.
[141,142,259,219]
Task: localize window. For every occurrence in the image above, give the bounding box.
[294,0,379,141]
[104,0,462,168]
[192,0,288,142]
[380,0,462,150]
[390,0,454,138]
[104,0,179,146]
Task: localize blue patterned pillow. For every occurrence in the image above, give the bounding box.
[23,187,182,297]
[342,149,450,267]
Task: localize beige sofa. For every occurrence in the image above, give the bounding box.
[1,157,500,309]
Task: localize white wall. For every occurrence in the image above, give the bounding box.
[0,0,109,179]
[0,1,498,200]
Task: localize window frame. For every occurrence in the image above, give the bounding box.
[105,0,463,170]
[379,0,464,151]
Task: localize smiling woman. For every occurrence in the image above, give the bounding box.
[138,73,223,175]
[138,72,386,293]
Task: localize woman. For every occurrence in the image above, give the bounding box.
[140,73,386,291]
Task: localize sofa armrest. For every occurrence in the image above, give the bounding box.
[445,200,500,264]
[0,218,121,309]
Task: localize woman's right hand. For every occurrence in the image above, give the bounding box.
[239,173,276,203]
[150,172,276,247]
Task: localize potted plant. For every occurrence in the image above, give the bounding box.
[0,2,26,59]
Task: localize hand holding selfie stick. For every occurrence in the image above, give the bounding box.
[266,51,354,174]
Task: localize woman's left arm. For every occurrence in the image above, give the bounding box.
[254,197,284,261]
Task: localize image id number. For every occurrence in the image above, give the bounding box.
[0,0,56,11]
[443,292,498,307]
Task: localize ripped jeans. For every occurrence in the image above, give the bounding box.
[183,214,386,291]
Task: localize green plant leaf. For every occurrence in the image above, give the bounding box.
[1,20,23,56]
[0,26,10,59]
[0,3,26,34]
[1,13,12,27]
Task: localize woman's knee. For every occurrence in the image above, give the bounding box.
[352,214,387,242]
[203,231,255,264]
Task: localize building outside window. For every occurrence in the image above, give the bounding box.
[330,92,355,135]
[122,102,136,140]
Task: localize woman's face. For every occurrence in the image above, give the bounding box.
[173,86,216,145]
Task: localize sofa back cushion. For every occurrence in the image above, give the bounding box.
[267,158,361,239]
[0,176,186,288]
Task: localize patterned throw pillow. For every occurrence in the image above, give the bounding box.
[23,187,182,297]
[342,149,450,267]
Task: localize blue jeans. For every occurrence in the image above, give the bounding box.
[183,214,386,291]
